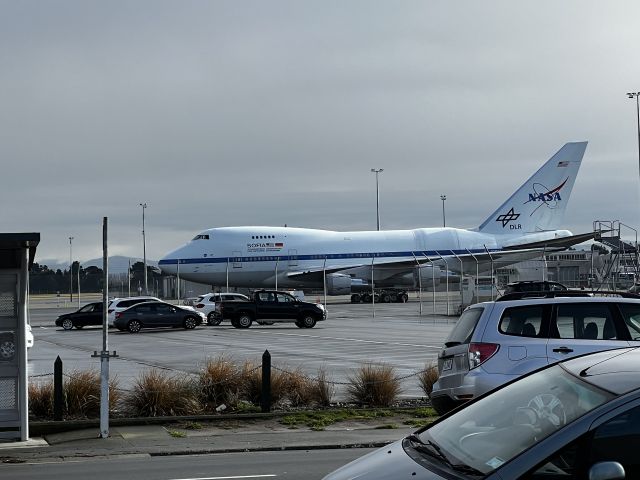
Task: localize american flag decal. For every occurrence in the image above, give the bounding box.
[275,242,283,247]
[557,161,569,167]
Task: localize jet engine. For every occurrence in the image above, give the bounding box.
[413,264,441,289]
[326,273,352,295]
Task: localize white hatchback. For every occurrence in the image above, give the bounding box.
[194,292,249,325]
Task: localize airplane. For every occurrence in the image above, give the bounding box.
[159,142,593,295]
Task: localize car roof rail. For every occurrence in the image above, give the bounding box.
[496,290,640,301]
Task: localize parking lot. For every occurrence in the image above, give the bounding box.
[27,299,457,399]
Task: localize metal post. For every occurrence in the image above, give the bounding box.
[371,257,376,318]
[412,253,423,316]
[371,168,383,231]
[261,349,271,413]
[100,217,110,438]
[323,256,328,317]
[54,356,63,421]
[440,195,447,227]
[176,259,180,301]
[77,263,81,308]
[275,257,279,290]
[127,258,131,297]
[226,258,229,292]
[69,236,73,302]
[140,203,148,295]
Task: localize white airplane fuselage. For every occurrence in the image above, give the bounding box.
[159,226,572,289]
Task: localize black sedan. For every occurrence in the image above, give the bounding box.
[113,301,204,333]
[55,302,104,330]
[324,347,640,480]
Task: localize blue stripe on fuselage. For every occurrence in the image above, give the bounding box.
[158,248,499,265]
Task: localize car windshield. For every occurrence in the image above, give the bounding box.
[416,365,614,475]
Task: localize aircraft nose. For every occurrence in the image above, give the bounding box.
[158,248,180,275]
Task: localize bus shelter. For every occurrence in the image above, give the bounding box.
[0,233,39,441]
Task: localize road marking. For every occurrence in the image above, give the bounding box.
[170,476,276,480]
[250,331,441,349]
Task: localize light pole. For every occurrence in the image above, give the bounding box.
[68,236,74,302]
[627,92,640,182]
[371,168,383,231]
[139,203,148,295]
[440,195,447,227]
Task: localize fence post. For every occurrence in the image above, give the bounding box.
[261,349,271,413]
[53,356,63,421]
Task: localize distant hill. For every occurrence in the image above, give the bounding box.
[35,256,158,275]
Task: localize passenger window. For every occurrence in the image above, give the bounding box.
[525,439,582,479]
[155,304,171,313]
[617,304,640,341]
[499,305,545,338]
[589,405,640,477]
[554,304,617,340]
[276,293,293,303]
[135,305,152,313]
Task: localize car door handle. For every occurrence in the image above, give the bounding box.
[552,347,574,354]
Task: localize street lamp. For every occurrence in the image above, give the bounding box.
[627,92,640,182]
[69,236,74,302]
[440,195,447,227]
[139,203,148,295]
[371,168,384,231]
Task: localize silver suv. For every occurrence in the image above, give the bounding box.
[431,291,640,415]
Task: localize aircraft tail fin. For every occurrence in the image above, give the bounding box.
[477,142,587,235]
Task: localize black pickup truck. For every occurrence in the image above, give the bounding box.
[215,290,326,328]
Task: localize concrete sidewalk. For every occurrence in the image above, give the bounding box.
[0,415,419,463]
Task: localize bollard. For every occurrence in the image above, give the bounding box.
[261,349,271,413]
[53,356,63,421]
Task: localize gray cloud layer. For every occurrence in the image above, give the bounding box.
[1,1,638,262]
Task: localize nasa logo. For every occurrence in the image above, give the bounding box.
[528,192,561,202]
[524,178,568,206]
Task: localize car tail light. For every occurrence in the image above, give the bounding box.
[468,342,499,369]
[115,312,122,319]
[195,304,205,309]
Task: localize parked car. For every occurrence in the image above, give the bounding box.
[503,280,568,295]
[107,296,160,326]
[431,291,640,415]
[324,347,640,479]
[55,301,104,330]
[113,301,204,333]
[215,289,325,328]
[193,292,250,325]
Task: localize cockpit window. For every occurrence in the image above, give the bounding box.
[192,234,210,240]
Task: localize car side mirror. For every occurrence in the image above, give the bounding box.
[589,461,625,480]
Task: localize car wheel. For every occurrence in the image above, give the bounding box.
[183,316,197,329]
[351,294,361,303]
[381,294,391,303]
[61,318,74,330]
[237,313,253,328]
[299,314,317,328]
[127,319,142,333]
[0,336,15,360]
[207,311,222,326]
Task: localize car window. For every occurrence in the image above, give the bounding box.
[499,305,545,337]
[134,304,153,313]
[276,293,293,303]
[588,405,640,477]
[155,304,172,313]
[79,304,95,313]
[444,307,484,346]
[524,438,582,479]
[617,304,640,341]
[553,304,617,340]
[258,292,276,303]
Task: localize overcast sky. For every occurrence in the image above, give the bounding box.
[2,1,640,265]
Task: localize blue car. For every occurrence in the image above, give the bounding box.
[324,347,640,479]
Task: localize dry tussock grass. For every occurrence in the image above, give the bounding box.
[346,363,401,407]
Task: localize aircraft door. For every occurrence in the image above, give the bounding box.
[288,249,298,267]
[232,251,242,269]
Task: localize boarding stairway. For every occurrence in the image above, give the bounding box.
[592,221,639,289]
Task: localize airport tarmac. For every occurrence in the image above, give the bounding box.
[27,298,458,399]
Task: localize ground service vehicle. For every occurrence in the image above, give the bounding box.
[324,347,640,479]
[431,291,640,415]
[216,290,325,328]
[113,301,204,333]
[55,301,103,330]
[350,288,409,303]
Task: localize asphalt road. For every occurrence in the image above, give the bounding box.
[2,447,374,479]
[27,301,457,399]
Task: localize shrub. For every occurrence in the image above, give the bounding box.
[123,369,200,417]
[346,363,401,407]
[29,380,54,418]
[312,367,334,407]
[64,370,120,418]
[198,354,244,410]
[417,363,439,399]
